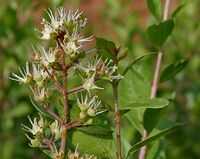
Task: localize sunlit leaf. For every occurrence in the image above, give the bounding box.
[120,98,169,110]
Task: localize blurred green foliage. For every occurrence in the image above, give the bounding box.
[0,0,199,159]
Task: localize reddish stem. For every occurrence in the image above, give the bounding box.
[42,103,64,124]
[138,0,170,158]
[44,67,65,94]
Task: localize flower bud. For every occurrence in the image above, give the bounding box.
[54,129,62,140]
[87,108,96,117]
[85,118,93,125]
[34,95,45,103]
[79,112,87,120]
[50,122,56,131]
[36,80,44,88]
[30,138,41,147]
[68,150,74,159]
[79,104,87,111]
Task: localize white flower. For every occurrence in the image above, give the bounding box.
[82,73,104,94]
[22,114,45,135]
[70,25,93,44]
[74,55,101,75]
[50,120,62,140]
[46,7,67,30]
[10,62,31,84]
[39,46,56,66]
[65,41,80,53]
[40,19,55,40]
[32,63,48,82]
[63,27,93,52]
[96,58,121,81]
[31,87,46,103]
[77,94,106,117]
[66,9,87,26]
[76,55,123,81]
[25,134,41,147]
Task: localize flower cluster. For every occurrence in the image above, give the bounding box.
[77,94,106,125]
[22,114,62,148]
[39,7,92,59]
[10,6,121,159]
[75,55,123,83]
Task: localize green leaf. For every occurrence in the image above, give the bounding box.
[76,125,113,138]
[119,64,151,133]
[146,138,166,159]
[125,120,187,158]
[147,19,174,48]
[119,66,151,106]
[146,0,162,21]
[30,96,53,119]
[120,98,169,110]
[122,52,157,76]
[160,59,188,83]
[143,108,166,133]
[70,130,115,158]
[125,109,144,133]
[171,3,186,18]
[96,37,117,62]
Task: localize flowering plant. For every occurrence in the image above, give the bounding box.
[11,2,187,159]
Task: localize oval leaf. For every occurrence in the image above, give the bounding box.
[96,37,117,62]
[76,125,113,138]
[120,98,169,110]
[70,130,115,158]
[160,59,188,83]
[125,120,188,158]
[147,19,174,48]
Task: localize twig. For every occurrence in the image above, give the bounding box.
[65,119,84,129]
[68,85,84,94]
[44,67,64,95]
[57,41,68,156]
[113,81,122,159]
[138,1,170,159]
[41,103,64,124]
